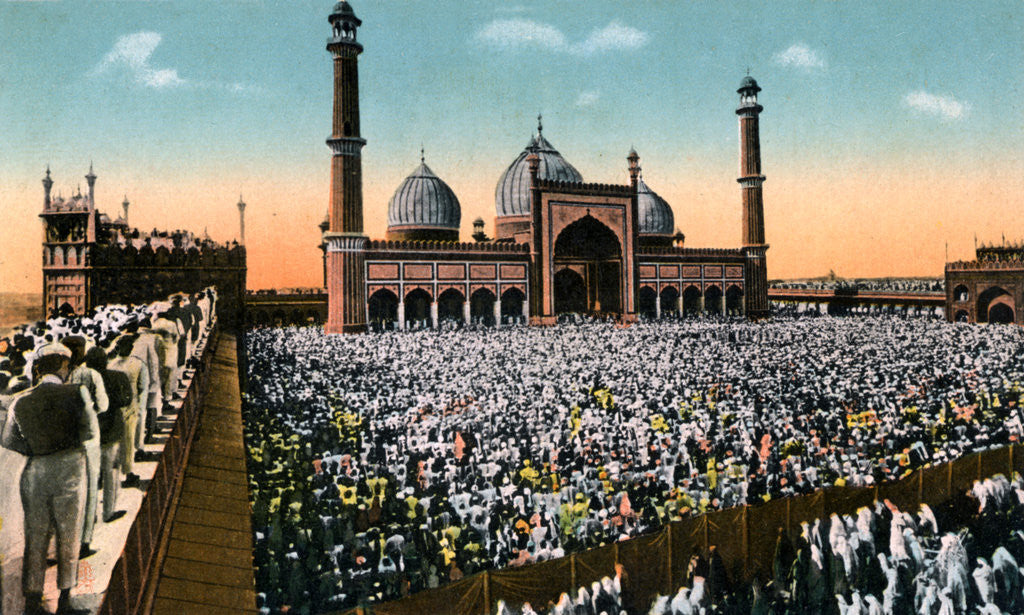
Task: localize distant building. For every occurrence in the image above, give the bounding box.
[39,165,247,328]
[245,288,328,327]
[946,242,1023,324]
[319,1,770,333]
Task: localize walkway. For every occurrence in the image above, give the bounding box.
[147,334,258,615]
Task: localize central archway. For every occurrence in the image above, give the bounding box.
[553,215,623,315]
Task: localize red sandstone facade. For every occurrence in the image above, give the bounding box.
[946,244,1024,324]
[322,2,769,333]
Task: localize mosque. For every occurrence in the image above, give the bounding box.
[321,1,770,333]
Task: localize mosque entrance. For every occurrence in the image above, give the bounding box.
[989,303,1015,324]
[977,286,1013,324]
[552,216,623,315]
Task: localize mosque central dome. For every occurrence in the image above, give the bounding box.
[495,122,583,218]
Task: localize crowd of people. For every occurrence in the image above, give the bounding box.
[497,474,1024,615]
[241,315,1024,613]
[0,289,216,615]
[770,278,944,293]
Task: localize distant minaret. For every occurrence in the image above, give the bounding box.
[324,0,368,333]
[85,162,97,210]
[43,167,53,209]
[122,195,130,225]
[737,75,769,316]
[237,194,247,244]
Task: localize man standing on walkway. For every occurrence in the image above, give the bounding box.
[1,343,96,615]
[61,335,107,559]
[152,310,181,411]
[109,335,149,488]
[126,318,163,444]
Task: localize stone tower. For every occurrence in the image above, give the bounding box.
[237,194,247,245]
[324,0,368,333]
[737,76,769,316]
[40,167,95,315]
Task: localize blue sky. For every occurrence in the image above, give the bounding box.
[1,1,1022,290]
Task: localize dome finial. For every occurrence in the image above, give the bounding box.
[537,113,543,136]
[420,145,425,164]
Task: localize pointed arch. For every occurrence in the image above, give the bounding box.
[470,287,497,326]
[660,285,680,317]
[637,285,657,319]
[437,287,466,323]
[682,285,702,317]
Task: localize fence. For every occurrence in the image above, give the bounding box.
[333,443,1023,615]
[97,325,221,615]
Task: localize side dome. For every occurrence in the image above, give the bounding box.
[386,158,461,242]
[495,130,583,218]
[637,176,674,236]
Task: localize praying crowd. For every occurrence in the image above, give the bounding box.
[0,289,216,615]
[242,315,1024,614]
[496,474,1024,615]
[770,278,944,294]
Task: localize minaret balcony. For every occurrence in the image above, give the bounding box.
[736,102,763,115]
[326,39,363,56]
[326,137,366,156]
[737,175,766,188]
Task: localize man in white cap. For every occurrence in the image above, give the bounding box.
[1,343,96,615]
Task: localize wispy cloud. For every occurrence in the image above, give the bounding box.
[477,18,567,52]
[476,19,649,57]
[774,43,826,70]
[574,21,648,56]
[904,90,969,120]
[93,31,257,93]
[93,32,186,88]
[575,90,600,107]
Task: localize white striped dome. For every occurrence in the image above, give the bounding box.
[387,160,461,230]
[637,176,674,235]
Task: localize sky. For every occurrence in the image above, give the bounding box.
[1,1,1022,292]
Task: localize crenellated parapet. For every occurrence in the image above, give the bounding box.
[365,239,529,254]
[637,246,746,259]
[88,243,247,268]
[533,178,634,197]
[946,259,1024,272]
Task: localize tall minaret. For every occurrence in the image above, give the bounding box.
[122,195,130,225]
[237,194,247,244]
[324,0,368,333]
[736,75,769,316]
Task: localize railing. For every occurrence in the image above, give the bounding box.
[97,325,221,615]
[330,443,1022,615]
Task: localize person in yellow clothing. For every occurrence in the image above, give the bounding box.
[518,459,540,487]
